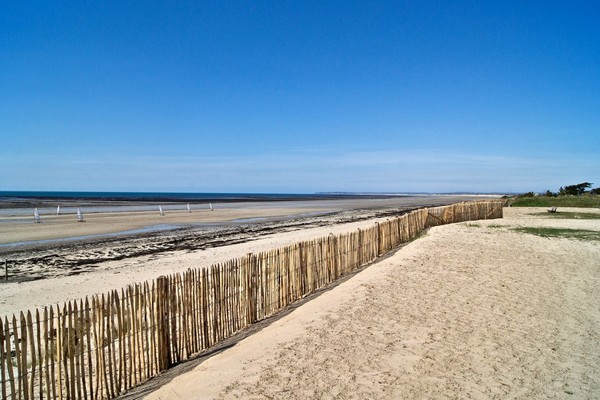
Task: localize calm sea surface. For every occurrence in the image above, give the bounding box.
[0,191,418,216]
[0,191,349,202]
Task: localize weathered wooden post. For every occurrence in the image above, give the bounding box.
[375,222,382,256]
[4,260,7,280]
[156,276,171,370]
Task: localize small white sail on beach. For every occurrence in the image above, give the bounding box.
[209,202,214,211]
[159,205,165,216]
[187,203,191,213]
[56,205,61,215]
[34,208,42,223]
[77,207,85,222]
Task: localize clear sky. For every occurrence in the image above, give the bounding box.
[1,1,599,194]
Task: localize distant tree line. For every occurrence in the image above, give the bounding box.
[541,182,600,197]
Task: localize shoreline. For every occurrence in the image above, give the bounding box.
[0,196,494,317]
[0,191,429,211]
[0,195,497,245]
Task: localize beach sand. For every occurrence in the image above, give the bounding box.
[123,207,600,399]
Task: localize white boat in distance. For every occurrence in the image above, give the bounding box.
[209,202,214,211]
[159,205,165,216]
[187,203,191,213]
[56,205,61,215]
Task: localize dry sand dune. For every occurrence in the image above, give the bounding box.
[131,208,600,399]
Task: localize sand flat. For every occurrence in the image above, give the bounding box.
[0,206,328,244]
[0,195,495,244]
[133,207,600,399]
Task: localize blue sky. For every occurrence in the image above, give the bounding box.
[1,1,599,193]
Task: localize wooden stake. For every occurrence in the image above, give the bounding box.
[85,298,94,400]
[118,289,127,391]
[19,312,28,400]
[105,293,115,399]
[127,285,135,388]
[149,281,157,375]
[4,317,16,400]
[0,317,7,400]
[49,306,57,400]
[71,302,82,400]
[67,303,76,400]
[35,310,43,400]
[26,311,36,400]
[91,296,103,400]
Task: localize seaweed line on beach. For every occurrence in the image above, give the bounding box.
[0,206,422,283]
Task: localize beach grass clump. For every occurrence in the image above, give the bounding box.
[513,227,600,241]
[465,223,504,229]
[531,211,600,220]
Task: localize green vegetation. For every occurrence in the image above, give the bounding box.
[464,223,504,229]
[513,227,600,241]
[559,182,593,196]
[509,182,600,208]
[509,194,600,208]
[531,211,600,219]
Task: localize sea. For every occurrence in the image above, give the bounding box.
[0,190,414,216]
[0,190,406,203]
[1,191,338,202]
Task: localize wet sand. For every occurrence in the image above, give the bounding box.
[0,196,479,244]
[0,196,503,245]
[0,206,325,244]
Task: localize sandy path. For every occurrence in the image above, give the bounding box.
[137,207,600,399]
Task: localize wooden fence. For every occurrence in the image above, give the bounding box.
[0,200,504,400]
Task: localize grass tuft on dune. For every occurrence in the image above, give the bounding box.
[513,227,600,241]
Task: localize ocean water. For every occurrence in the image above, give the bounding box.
[0,191,333,202]
[0,191,406,217]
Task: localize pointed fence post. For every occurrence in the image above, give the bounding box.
[156,276,171,370]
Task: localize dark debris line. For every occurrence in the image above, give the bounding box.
[0,206,430,283]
